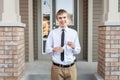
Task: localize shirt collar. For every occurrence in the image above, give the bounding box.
[58,26,69,32]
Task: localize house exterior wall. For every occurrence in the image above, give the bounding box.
[33,0,38,60]
[20,0,39,61]
[96,0,120,80]
[0,0,119,80]
[98,26,120,80]
[92,0,120,62]
[0,26,25,80]
[0,0,3,21]
[92,0,103,61]
[19,0,120,62]
[20,0,29,62]
[119,0,120,12]
[83,0,88,60]
[19,0,104,62]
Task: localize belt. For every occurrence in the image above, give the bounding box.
[53,62,75,68]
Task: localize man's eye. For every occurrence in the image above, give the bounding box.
[58,17,66,19]
[58,17,62,19]
[63,17,66,18]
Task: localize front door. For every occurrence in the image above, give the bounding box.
[39,0,81,60]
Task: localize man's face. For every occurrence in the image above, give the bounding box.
[57,13,68,28]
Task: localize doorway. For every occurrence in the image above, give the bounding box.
[38,0,83,60]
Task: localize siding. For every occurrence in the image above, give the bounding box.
[33,0,38,60]
[93,0,103,61]
[83,0,88,61]
[20,0,29,61]
[118,0,120,12]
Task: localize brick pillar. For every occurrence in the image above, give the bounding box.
[0,26,25,80]
[98,26,120,80]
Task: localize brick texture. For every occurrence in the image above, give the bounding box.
[0,27,25,80]
[98,26,120,80]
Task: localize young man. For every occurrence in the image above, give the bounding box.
[45,9,81,80]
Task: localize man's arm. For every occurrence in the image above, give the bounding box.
[45,31,53,54]
[69,32,81,54]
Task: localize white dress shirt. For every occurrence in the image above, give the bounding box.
[45,27,81,65]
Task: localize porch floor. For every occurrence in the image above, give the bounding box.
[21,61,97,80]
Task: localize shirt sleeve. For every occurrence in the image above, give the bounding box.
[72,32,81,54]
[45,31,53,54]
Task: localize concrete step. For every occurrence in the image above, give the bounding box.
[21,61,97,80]
[94,73,104,80]
[21,74,96,80]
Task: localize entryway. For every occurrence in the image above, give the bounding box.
[37,0,87,61]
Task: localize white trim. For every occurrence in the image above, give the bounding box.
[41,0,44,55]
[41,0,52,55]
[0,0,3,21]
[2,0,21,22]
[79,0,83,60]
[103,0,120,25]
[104,21,120,26]
[28,0,34,62]
[37,0,42,60]
[77,0,80,35]
[0,22,25,27]
[88,0,93,62]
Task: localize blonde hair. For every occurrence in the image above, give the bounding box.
[56,9,69,19]
[56,9,71,24]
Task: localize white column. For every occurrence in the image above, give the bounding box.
[28,0,34,62]
[2,0,21,22]
[0,0,3,21]
[103,0,120,25]
[88,0,93,62]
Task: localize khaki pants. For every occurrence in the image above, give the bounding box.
[51,63,77,80]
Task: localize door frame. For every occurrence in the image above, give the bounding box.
[37,0,84,60]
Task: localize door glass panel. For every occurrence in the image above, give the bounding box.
[56,0,74,26]
[42,0,51,53]
[42,0,51,38]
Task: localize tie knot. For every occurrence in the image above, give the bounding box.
[62,29,64,32]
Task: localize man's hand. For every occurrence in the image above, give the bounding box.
[67,41,75,49]
[53,46,64,53]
